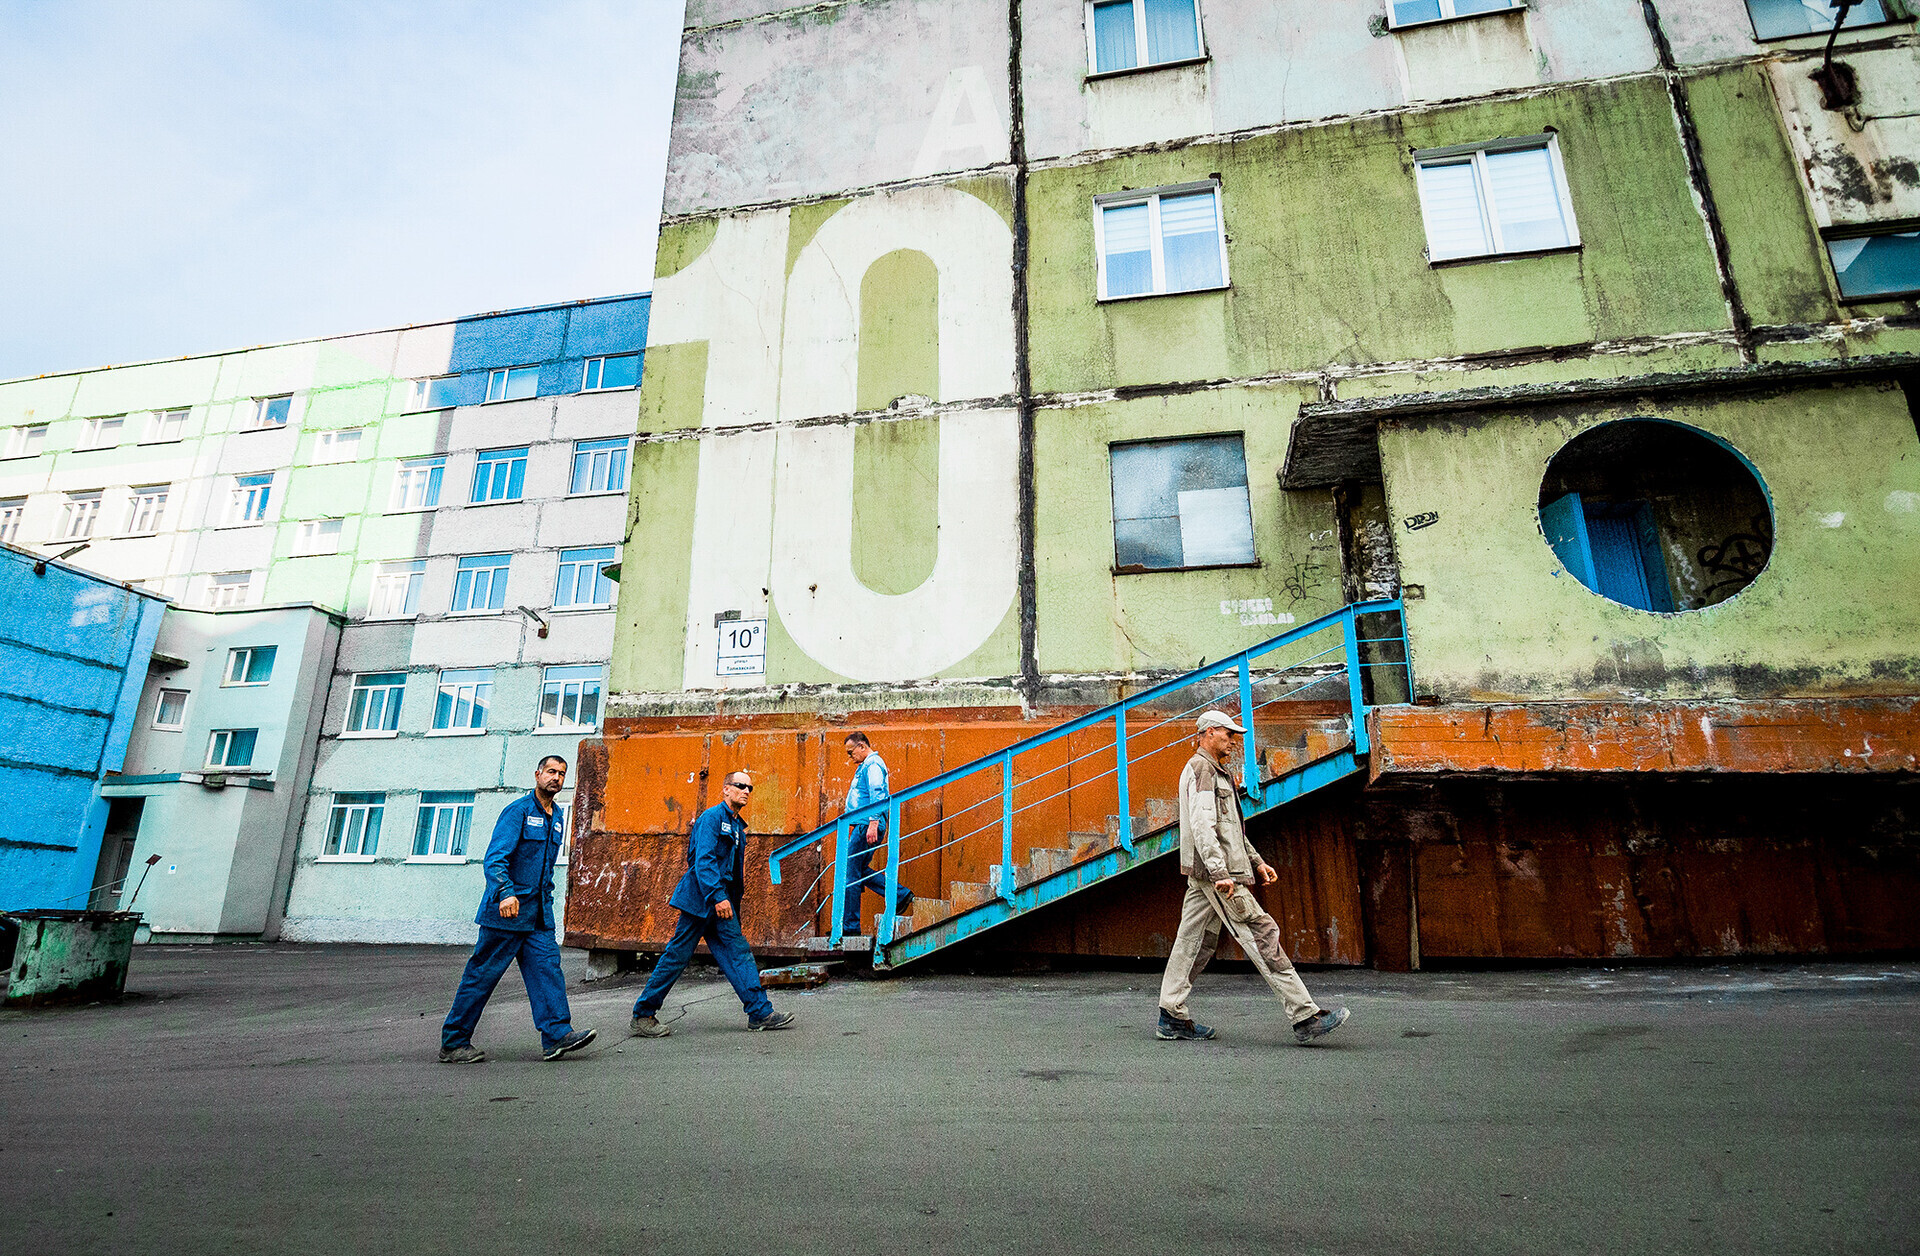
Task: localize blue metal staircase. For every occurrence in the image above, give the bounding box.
[769,599,1410,971]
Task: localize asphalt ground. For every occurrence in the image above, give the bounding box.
[3,945,1917,1256]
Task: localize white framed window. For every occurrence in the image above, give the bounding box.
[1094,182,1229,300]
[1110,433,1255,571]
[1413,135,1579,262]
[471,447,527,503]
[369,559,426,618]
[59,491,102,540]
[146,408,190,443]
[570,437,630,495]
[293,518,344,556]
[206,571,255,608]
[323,793,385,859]
[206,728,259,769]
[553,546,616,609]
[539,664,604,731]
[1086,0,1204,75]
[1745,0,1892,40]
[1388,0,1523,28]
[227,473,274,525]
[580,353,640,391]
[2,425,48,459]
[314,429,363,463]
[81,416,125,449]
[0,497,25,545]
[122,485,169,536]
[411,791,474,860]
[344,671,406,736]
[484,366,540,403]
[152,688,189,730]
[249,395,293,429]
[431,669,493,733]
[408,375,464,412]
[223,645,277,686]
[452,553,511,613]
[390,456,445,512]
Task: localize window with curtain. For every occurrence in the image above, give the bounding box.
[1414,136,1579,262]
[1089,0,1203,74]
[411,792,474,858]
[1096,183,1228,299]
[391,456,445,511]
[345,672,406,735]
[471,447,528,503]
[452,554,511,613]
[370,560,426,618]
[431,669,493,733]
[325,794,385,858]
[1388,0,1521,28]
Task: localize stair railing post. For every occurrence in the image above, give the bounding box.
[1114,709,1134,854]
[1238,654,1261,806]
[1342,609,1371,757]
[1000,753,1016,904]
[828,816,849,948]
[879,798,902,946]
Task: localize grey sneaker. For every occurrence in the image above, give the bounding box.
[630,1014,671,1038]
[1156,1010,1217,1041]
[748,1010,795,1031]
[1293,1006,1349,1045]
[438,1045,486,1064]
[542,1027,598,1061]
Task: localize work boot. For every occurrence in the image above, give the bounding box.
[438,1045,487,1064]
[748,1010,795,1031]
[630,1014,671,1038]
[1292,1006,1350,1045]
[1156,1010,1217,1041]
[542,1027,598,1061]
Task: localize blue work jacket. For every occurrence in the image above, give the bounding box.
[475,792,565,933]
[667,802,749,918]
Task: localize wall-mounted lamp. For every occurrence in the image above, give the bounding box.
[517,605,550,639]
[33,541,91,576]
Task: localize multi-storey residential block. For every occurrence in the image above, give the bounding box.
[0,294,648,942]
[568,0,1920,971]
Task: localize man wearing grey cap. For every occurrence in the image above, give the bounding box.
[1156,708,1350,1045]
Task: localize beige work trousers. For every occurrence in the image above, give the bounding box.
[1158,877,1320,1026]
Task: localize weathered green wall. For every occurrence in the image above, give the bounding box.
[1381,382,1920,701]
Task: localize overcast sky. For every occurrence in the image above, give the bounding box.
[0,0,684,380]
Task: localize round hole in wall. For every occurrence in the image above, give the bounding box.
[1536,419,1772,612]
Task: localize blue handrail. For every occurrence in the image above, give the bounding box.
[768,598,1409,952]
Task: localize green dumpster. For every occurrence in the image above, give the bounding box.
[2,910,142,1007]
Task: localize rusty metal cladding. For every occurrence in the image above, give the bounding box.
[1369,698,1920,779]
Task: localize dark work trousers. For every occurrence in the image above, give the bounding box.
[841,823,911,933]
[442,925,575,1052]
[631,909,774,1023]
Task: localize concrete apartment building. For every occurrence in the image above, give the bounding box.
[566,0,1920,969]
[0,294,648,942]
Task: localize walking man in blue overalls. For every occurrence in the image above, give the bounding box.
[628,769,794,1037]
[840,731,912,935]
[439,755,597,1063]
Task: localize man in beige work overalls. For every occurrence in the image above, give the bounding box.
[1156,709,1350,1045]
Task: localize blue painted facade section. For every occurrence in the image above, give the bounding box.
[0,546,167,911]
[437,294,650,405]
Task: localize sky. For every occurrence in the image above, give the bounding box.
[0,0,685,380]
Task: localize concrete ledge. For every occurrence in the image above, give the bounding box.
[1369,697,1920,778]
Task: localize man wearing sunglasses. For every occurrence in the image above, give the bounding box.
[629,770,794,1036]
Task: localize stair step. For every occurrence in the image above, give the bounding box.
[950,881,996,911]
[906,899,953,932]
[1106,797,1178,844]
[1068,831,1113,862]
[1018,847,1074,887]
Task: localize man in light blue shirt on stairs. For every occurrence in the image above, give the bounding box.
[841,732,913,935]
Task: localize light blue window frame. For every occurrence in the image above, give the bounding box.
[471,447,528,503]
[452,553,510,613]
[570,438,630,494]
[554,546,617,608]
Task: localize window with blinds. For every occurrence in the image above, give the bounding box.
[1088,0,1204,74]
[1095,182,1229,300]
[1413,136,1579,263]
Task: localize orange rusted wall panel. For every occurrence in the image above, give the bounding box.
[1372,698,1920,778]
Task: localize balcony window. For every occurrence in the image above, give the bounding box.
[539,664,604,731]
[222,645,277,686]
[553,546,616,609]
[370,559,426,618]
[432,669,493,733]
[485,366,540,403]
[1095,183,1228,299]
[123,485,169,535]
[1110,434,1255,572]
[1088,0,1203,74]
[570,437,630,495]
[391,456,445,512]
[471,447,528,503]
[581,353,640,391]
[345,671,406,735]
[1414,136,1579,262]
[452,553,511,613]
[324,793,385,859]
[207,728,259,769]
[411,791,474,859]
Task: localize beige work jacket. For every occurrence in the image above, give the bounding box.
[1177,751,1268,884]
